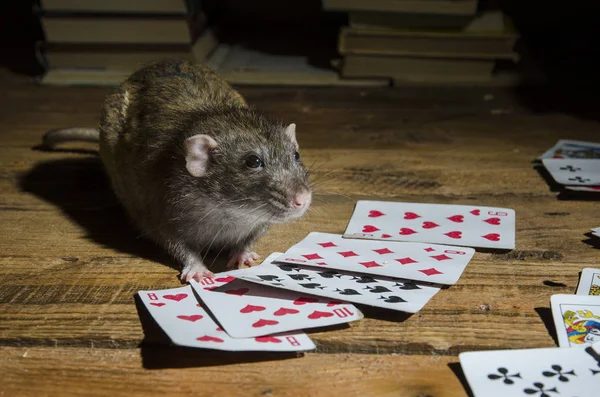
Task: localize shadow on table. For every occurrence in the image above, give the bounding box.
[557,191,600,201]
[19,157,172,265]
[582,233,600,250]
[18,156,237,276]
[535,307,559,346]
[447,362,474,397]
[532,163,563,193]
[353,305,412,323]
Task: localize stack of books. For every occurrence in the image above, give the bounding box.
[36,0,217,85]
[323,0,520,84]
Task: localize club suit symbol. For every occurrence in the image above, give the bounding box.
[568,176,591,183]
[559,165,581,172]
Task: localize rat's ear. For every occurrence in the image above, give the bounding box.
[184,134,218,177]
[284,123,298,148]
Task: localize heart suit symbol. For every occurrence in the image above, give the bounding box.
[422,221,439,229]
[482,233,500,241]
[255,336,282,343]
[240,304,266,313]
[252,319,279,328]
[362,225,380,233]
[163,294,187,302]
[483,217,501,225]
[273,307,300,316]
[215,276,236,283]
[368,210,385,217]
[293,297,319,305]
[308,310,334,320]
[196,335,224,343]
[177,315,203,322]
[444,231,462,239]
[447,215,464,223]
[404,212,420,220]
[399,228,417,235]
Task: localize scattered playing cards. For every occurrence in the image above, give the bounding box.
[459,341,600,397]
[137,285,316,351]
[551,294,600,348]
[189,258,363,338]
[272,232,475,286]
[133,194,519,385]
[343,200,515,250]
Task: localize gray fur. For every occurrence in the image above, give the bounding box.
[97,59,312,279]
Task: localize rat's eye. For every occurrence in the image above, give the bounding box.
[294,151,300,162]
[245,155,264,169]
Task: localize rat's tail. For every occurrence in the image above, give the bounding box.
[42,127,100,149]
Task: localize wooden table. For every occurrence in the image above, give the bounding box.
[2,69,599,396]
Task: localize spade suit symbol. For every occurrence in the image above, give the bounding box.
[299,283,326,290]
[365,285,392,293]
[378,295,406,303]
[258,275,282,282]
[288,274,313,281]
[352,276,378,284]
[279,264,301,272]
[334,288,361,296]
[395,282,422,290]
[318,271,342,279]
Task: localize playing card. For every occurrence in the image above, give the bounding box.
[189,254,363,338]
[542,158,600,186]
[550,294,600,348]
[273,232,475,286]
[136,285,316,351]
[576,268,600,295]
[235,257,441,313]
[343,200,515,250]
[538,139,600,159]
[459,341,600,397]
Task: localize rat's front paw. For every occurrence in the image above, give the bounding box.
[181,262,214,282]
[227,251,260,269]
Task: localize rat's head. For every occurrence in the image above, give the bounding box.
[182,110,312,225]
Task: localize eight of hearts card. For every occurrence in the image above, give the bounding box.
[542,158,600,186]
[550,294,600,348]
[343,200,515,250]
[272,232,475,286]
[136,285,316,352]
[577,268,600,296]
[189,260,363,339]
[236,259,441,313]
[459,341,600,397]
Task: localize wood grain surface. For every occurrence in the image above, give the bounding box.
[1,68,599,396]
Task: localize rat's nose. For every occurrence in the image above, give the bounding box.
[293,190,311,208]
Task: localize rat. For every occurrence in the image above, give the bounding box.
[42,59,312,282]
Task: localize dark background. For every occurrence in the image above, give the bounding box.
[2,0,600,89]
